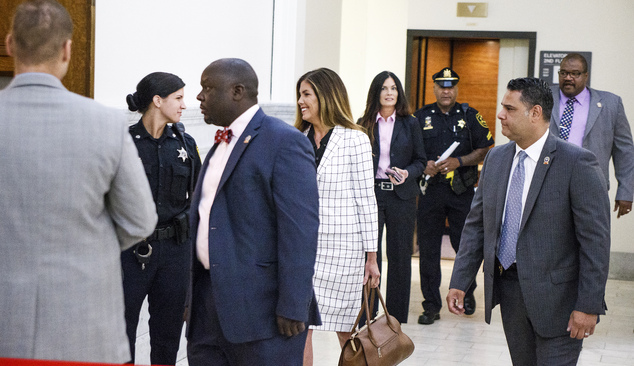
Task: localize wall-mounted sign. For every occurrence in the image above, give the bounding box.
[539,51,592,87]
[457,3,488,18]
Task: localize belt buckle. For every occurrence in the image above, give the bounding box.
[380,182,394,191]
[498,262,503,276]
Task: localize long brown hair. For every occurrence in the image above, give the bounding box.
[294,68,364,133]
[358,71,410,145]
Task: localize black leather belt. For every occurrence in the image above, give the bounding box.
[146,225,176,241]
[496,258,517,278]
[375,180,394,191]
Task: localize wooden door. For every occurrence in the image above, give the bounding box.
[0,0,95,98]
[409,37,499,139]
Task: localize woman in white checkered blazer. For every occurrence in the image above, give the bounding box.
[295,68,379,365]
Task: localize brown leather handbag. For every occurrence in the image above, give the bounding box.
[338,283,415,365]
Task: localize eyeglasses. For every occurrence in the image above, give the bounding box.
[558,70,585,78]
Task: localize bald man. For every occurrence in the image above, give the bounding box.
[185,58,321,365]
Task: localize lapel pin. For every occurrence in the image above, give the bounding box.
[244,135,252,144]
[543,156,550,165]
[597,102,602,108]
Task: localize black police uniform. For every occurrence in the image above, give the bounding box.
[414,101,493,316]
[121,119,202,365]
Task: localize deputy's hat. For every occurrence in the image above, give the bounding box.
[433,67,460,87]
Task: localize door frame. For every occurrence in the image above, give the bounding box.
[405,30,536,109]
[0,0,95,97]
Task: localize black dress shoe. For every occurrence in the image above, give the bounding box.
[418,311,440,325]
[464,293,476,315]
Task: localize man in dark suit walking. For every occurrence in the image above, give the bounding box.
[185,58,320,365]
[550,53,634,218]
[447,78,610,365]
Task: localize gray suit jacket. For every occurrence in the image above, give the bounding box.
[0,73,157,362]
[550,86,634,201]
[450,133,610,338]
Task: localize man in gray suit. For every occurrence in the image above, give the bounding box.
[447,78,610,365]
[551,53,634,218]
[0,0,157,363]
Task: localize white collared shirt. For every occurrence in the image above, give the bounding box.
[196,105,259,269]
[502,129,550,223]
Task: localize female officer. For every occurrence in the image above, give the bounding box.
[123,72,202,365]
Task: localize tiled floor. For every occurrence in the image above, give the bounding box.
[134,258,634,366]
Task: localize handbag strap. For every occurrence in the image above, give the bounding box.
[349,283,393,332]
[350,283,372,332]
[349,284,402,349]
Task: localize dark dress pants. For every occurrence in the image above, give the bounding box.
[417,182,476,314]
[121,237,189,365]
[373,186,417,323]
[496,267,583,366]
[187,269,308,366]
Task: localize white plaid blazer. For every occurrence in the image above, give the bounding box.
[308,125,378,252]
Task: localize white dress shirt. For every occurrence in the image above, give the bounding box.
[502,128,550,223]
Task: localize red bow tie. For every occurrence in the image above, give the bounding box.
[215,127,233,144]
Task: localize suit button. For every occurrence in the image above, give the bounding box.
[210,227,217,230]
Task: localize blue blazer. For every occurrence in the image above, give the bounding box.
[186,108,321,343]
[371,114,427,200]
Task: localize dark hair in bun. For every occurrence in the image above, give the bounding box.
[126,72,185,113]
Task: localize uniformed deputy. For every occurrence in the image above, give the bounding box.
[413,67,494,325]
[123,72,202,365]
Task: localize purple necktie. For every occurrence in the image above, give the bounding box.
[559,97,577,140]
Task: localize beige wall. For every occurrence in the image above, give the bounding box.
[339,0,410,118]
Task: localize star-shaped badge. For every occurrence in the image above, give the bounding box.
[177,147,188,162]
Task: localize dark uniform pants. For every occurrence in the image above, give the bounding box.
[121,237,190,365]
[417,182,476,313]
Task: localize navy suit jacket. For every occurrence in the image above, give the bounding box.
[371,115,427,200]
[187,108,320,344]
[450,133,610,338]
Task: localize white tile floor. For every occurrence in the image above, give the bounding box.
[134,258,634,366]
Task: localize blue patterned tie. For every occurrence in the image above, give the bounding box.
[559,97,577,140]
[498,151,527,269]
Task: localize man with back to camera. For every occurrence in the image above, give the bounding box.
[550,52,634,218]
[185,58,321,365]
[0,0,157,362]
[413,67,494,325]
[447,78,610,365]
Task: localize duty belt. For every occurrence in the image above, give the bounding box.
[146,225,177,241]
